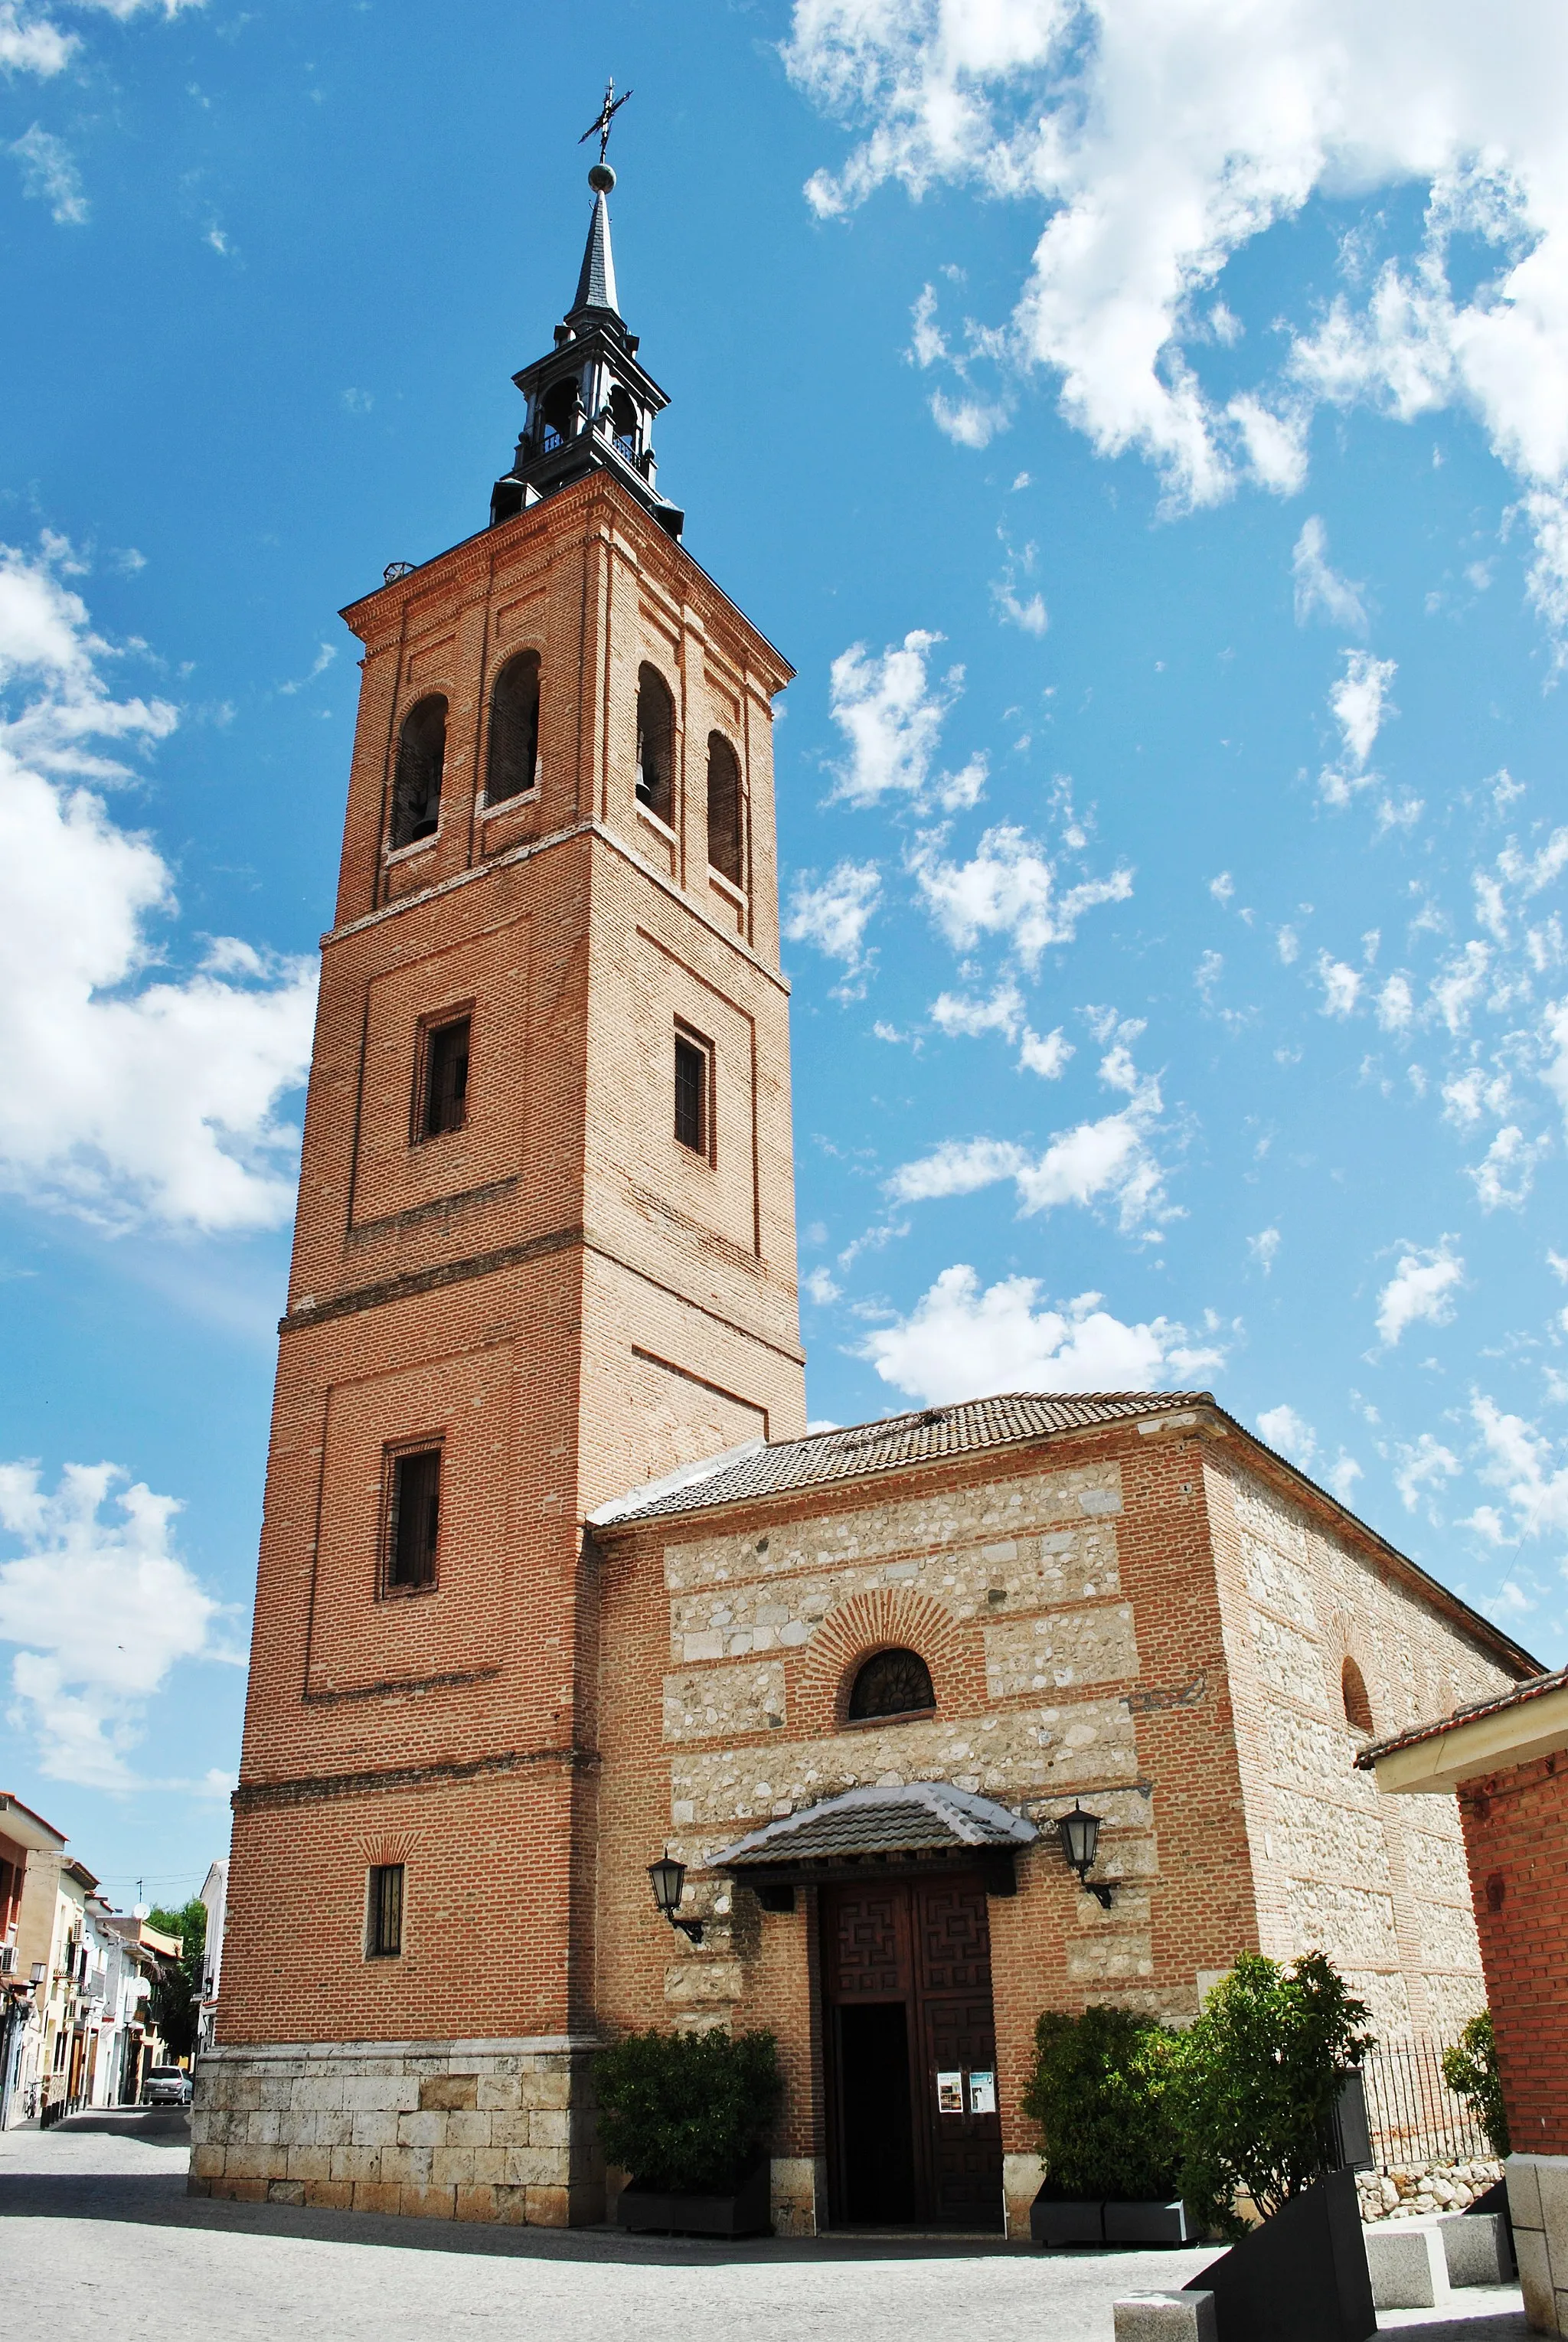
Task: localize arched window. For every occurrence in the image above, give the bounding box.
[390,696,447,848]
[848,1647,936,1723]
[607,384,639,456]
[635,664,675,825]
[1341,1656,1374,1735]
[486,652,540,805]
[706,732,743,887]
[541,376,580,450]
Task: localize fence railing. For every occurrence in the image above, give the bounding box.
[1360,2037,1489,2171]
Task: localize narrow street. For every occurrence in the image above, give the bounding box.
[0,2112,1530,2342]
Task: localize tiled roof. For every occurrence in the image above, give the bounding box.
[712,1782,1038,1869]
[592,1390,1209,1529]
[1357,1664,1568,1767]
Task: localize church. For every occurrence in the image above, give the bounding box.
[191,147,1538,2241]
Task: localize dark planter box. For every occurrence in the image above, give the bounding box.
[1031,2195,1107,2246]
[616,2159,772,2239]
[1105,2199,1195,2245]
[1184,2169,1375,2342]
[1030,2190,1194,2248]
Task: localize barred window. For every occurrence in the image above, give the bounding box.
[366,1864,403,1958]
[384,1447,441,1594]
[674,1034,707,1155]
[419,1014,470,1139]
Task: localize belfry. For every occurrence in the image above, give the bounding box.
[199,138,1537,2239]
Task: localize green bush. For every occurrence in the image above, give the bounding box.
[594,2027,782,2195]
[1021,2004,1182,2201]
[1171,1952,1377,2236]
[1442,2010,1510,2157]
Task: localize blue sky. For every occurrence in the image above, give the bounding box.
[3,0,1567,1903]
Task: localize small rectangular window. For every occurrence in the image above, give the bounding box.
[420,1014,470,1138]
[384,1446,441,1593]
[674,1033,708,1155]
[366,1864,403,1958]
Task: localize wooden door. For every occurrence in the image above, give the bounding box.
[822,1872,1002,2229]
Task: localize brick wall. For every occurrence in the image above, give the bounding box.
[1459,1753,1568,2154]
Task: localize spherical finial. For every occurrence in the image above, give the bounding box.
[588,161,616,194]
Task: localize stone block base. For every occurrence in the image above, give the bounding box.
[1507,2154,1568,2335]
[189,2037,603,2227]
[1113,2292,1217,2342]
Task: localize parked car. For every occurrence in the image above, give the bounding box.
[142,2065,191,2105]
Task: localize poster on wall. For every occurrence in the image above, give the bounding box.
[936,2071,964,2114]
[967,2070,996,2115]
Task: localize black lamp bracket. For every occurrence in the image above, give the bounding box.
[1081,1880,1116,1911]
[668,1916,704,1945]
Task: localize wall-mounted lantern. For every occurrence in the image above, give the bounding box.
[647,1852,704,1945]
[29,1961,45,1987]
[1057,1803,1116,1909]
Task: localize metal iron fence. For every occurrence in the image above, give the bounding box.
[1361,2037,1490,2171]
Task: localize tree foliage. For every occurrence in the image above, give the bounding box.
[1021,2004,1182,2201]
[145,1896,207,2064]
[1171,1952,1377,2235]
[1442,2010,1510,2157]
[594,2028,782,2195]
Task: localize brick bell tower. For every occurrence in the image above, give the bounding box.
[199,144,805,2224]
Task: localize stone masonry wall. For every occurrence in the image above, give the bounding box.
[191,2039,599,2224]
[592,1423,1265,2240]
[1204,1450,1518,2043]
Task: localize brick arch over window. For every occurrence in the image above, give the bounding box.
[790,1587,986,1738]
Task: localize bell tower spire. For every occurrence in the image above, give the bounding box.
[490,109,683,541]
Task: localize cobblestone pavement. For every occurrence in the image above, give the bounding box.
[0,2114,1531,2342]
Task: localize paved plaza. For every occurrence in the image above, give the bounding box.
[0,2112,1532,2342]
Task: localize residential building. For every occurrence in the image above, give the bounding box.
[197,1860,228,2056]
[0,1793,67,2128]
[198,152,1542,2236]
[1363,1668,1568,2336]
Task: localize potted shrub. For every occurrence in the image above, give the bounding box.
[596,2027,782,2237]
[1174,1953,1378,2342]
[1021,2004,1191,2246]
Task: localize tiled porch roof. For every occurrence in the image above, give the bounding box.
[711,1782,1038,1869]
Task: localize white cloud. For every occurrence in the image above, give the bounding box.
[1292,516,1367,630]
[0,1459,230,1789]
[1249,1226,1280,1274]
[803,1265,841,1306]
[0,6,74,73]
[1468,1122,1544,1211]
[1375,1238,1464,1348]
[992,577,1049,635]
[1257,1403,1317,1465]
[1472,1393,1568,1542]
[825,629,984,808]
[10,123,87,224]
[1209,871,1234,903]
[0,537,318,1230]
[783,858,882,990]
[278,641,337,696]
[786,1,1568,623]
[1393,1431,1463,1519]
[912,821,1132,970]
[888,1041,1173,1234]
[929,979,1074,1078]
[861,1264,1221,1406]
[1320,651,1396,808]
[933,391,1010,447]
[1315,953,1362,1017]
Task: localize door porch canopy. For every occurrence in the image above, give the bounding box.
[710,1782,1038,1898]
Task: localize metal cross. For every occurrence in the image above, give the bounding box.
[579,78,632,165]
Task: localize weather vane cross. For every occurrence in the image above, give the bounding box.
[580,77,632,166]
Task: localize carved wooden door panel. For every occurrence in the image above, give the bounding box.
[913,1877,1003,2224]
[821,1873,1001,2229]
